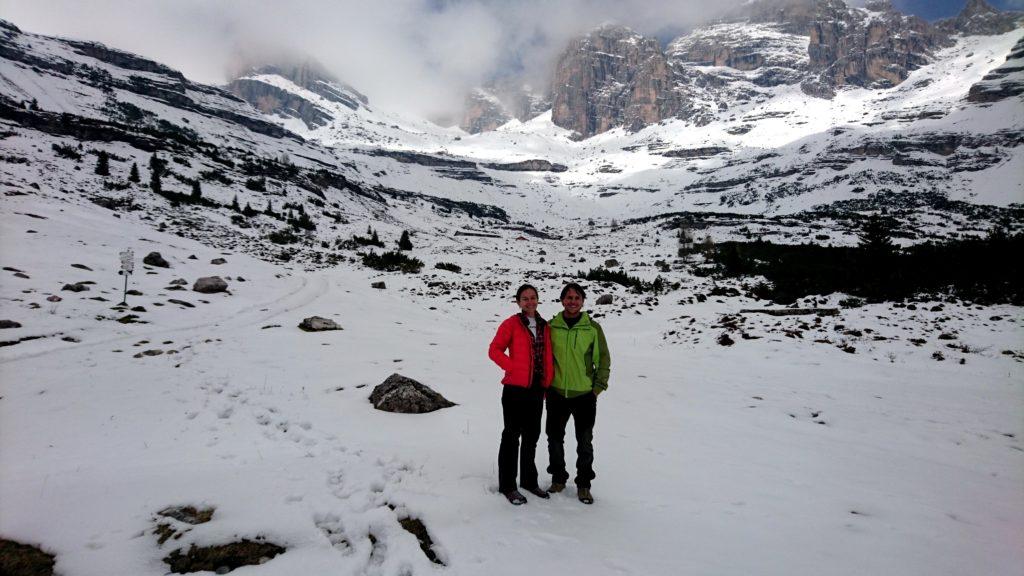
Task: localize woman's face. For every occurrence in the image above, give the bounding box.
[517,288,539,316]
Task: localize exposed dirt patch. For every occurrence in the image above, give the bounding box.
[0,538,56,576]
[163,539,285,574]
[397,516,444,565]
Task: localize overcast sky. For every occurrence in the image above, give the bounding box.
[3,0,1021,120]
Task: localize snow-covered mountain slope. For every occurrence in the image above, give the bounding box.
[2,159,1022,576]
[2,15,1023,576]
[240,27,1024,226]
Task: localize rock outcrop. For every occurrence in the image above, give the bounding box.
[369,373,455,414]
[551,25,681,138]
[460,81,549,134]
[937,0,1022,36]
[227,58,370,130]
[968,36,1024,102]
[807,0,951,90]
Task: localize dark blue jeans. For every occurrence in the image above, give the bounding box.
[546,391,597,489]
[498,385,545,493]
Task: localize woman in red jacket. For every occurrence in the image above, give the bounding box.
[488,283,554,505]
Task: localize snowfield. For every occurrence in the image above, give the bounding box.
[1,191,1021,576]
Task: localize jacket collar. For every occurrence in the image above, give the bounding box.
[551,311,590,329]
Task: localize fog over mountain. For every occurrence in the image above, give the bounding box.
[1,0,784,120]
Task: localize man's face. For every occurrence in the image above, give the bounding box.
[561,288,583,317]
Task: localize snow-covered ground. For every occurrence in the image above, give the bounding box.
[2,189,1021,575]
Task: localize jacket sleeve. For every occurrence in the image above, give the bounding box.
[592,321,611,391]
[488,319,514,372]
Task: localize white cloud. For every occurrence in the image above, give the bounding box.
[2,0,744,119]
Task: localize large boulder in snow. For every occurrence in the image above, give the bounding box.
[193,276,228,293]
[298,316,341,332]
[369,373,455,414]
[144,252,170,268]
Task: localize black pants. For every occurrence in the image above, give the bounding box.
[546,391,597,489]
[498,385,545,493]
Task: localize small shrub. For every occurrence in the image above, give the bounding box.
[52,143,82,160]
[362,250,423,274]
[435,262,462,273]
[268,229,299,245]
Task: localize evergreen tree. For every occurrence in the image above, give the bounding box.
[94,150,109,176]
[371,230,380,245]
[398,230,413,251]
[231,195,241,212]
[128,162,140,183]
[858,214,895,256]
[265,200,274,216]
[150,168,162,195]
[191,180,202,201]
[367,225,373,235]
[242,202,257,217]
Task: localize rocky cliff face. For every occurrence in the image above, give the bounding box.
[937,0,1022,36]
[806,1,951,91]
[551,25,680,138]
[459,81,548,134]
[968,35,1024,102]
[227,59,370,130]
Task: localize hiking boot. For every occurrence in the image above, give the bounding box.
[547,482,566,494]
[503,490,527,505]
[523,486,550,499]
[577,487,594,505]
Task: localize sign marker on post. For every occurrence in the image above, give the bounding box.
[119,248,134,306]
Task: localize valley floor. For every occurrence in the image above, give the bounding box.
[1,195,1022,576]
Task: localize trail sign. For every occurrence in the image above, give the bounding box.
[119,249,134,305]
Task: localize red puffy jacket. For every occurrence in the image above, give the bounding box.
[488,314,554,388]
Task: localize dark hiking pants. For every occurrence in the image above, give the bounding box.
[546,391,597,489]
[498,385,545,493]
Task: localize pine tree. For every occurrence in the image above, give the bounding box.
[231,195,241,212]
[191,180,202,201]
[150,168,162,195]
[243,202,257,217]
[398,230,413,251]
[128,162,140,183]
[94,150,109,176]
[858,214,895,256]
[367,225,373,236]
[371,230,380,245]
[265,200,274,216]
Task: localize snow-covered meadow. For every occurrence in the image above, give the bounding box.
[1,190,1021,576]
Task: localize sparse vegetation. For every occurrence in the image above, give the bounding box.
[435,262,462,273]
[362,250,423,273]
[707,226,1024,304]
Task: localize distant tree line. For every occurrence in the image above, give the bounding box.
[707,215,1023,304]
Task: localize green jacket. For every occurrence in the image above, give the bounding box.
[549,311,611,398]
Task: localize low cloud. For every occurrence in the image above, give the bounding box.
[6,0,747,119]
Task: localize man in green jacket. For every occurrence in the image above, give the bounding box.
[546,282,611,504]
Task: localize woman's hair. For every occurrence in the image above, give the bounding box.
[515,283,539,302]
[560,282,586,300]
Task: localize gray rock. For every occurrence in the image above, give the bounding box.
[371,281,386,290]
[143,252,170,268]
[298,316,342,332]
[595,294,614,305]
[604,259,619,268]
[62,282,89,292]
[169,278,188,285]
[210,258,227,265]
[193,276,228,294]
[369,373,456,414]
[0,319,22,329]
